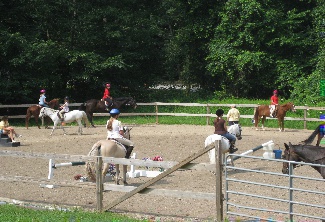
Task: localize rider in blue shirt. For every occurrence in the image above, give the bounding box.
[39,89,49,107]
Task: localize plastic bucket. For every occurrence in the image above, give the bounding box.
[273,150,282,159]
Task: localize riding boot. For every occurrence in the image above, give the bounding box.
[125,146,134,159]
[229,143,238,153]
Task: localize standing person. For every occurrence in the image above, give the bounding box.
[59,97,69,121]
[0,116,22,143]
[270,90,279,117]
[39,89,49,107]
[102,83,112,111]
[227,104,240,125]
[106,109,134,158]
[214,109,238,153]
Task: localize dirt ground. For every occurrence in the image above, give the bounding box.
[0,124,324,221]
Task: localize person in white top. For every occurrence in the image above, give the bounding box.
[59,97,70,121]
[226,104,240,126]
[106,109,134,158]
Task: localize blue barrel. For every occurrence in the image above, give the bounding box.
[273,150,282,159]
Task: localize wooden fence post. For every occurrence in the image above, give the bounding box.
[215,139,223,221]
[96,157,103,212]
[155,103,159,124]
[206,104,210,126]
[304,106,307,129]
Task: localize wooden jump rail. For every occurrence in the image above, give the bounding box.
[0,103,324,128]
[0,141,224,219]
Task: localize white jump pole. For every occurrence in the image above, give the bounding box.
[227,140,274,163]
[48,159,86,179]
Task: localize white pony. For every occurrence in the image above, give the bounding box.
[205,124,242,166]
[39,107,90,135]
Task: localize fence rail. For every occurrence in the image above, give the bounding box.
[0,102,324,128]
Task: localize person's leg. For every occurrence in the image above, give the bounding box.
[222,133,238,153]
[115,138,135,158]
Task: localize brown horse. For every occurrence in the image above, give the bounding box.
[254,102,296,132]
[79,97,137,127]
[85,127,132,184]
[282,142,325,179]
[25,98,60,129]
[300,124,324,146]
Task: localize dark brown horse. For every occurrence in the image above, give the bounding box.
[300,124,324,146]
[254,102,296,132]
[282,142,325,179]
[79,97,137,127]
[25,98,60,129]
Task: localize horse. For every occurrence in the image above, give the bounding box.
[205,124,242,166]
[25,99,60,129]
[282,142,325,179]
[79,97,137,127]
[254,102,296,132]
[85,126,132,184]
[39,107,90,135]
[300,124,324,146]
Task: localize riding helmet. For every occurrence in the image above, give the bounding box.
[215,109,224,117]
[65,96,69,100]
[106,83,111,87]
[40,89,46,93]
[110,109,120,115]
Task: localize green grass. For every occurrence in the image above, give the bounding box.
[0,204,147,222]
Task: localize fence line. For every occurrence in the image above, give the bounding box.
[0,102,324,128]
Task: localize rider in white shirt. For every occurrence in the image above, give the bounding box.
[106,109,134,158]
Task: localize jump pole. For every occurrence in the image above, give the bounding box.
[48,159,86,179]
[227,140,274,163]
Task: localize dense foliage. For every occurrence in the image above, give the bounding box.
[0,0,324,104]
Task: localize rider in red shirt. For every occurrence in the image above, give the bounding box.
[102,83,112,111]
[270,90,279,117]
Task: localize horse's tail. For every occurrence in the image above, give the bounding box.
[301,125,321,145]
[253,107,259,122]
[82,111,90,128]
[79,102,86,111]
[85,141,102,182]
[25,107,31,129]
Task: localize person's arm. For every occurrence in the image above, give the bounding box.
[224,122,228,131]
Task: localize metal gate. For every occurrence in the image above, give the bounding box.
[224,155,325,222]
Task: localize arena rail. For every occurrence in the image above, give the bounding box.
[0,103,324,128]
[0,140,224,219]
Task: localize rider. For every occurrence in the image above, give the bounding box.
[106,109,134,158]
[102,83,112,111]
[226,104,240,126]
[214,109,238,153]
[270,89,279,118]
[39,89,49,107]
[59,96,69,121]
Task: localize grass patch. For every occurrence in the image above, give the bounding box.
[0,204,146,222]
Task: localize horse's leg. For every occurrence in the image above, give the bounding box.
[122,165,128,185]
[35,116,41,129]
[279,118,284,132]
[261,116,266,130]
[115,164,120,185]
[77,120,83,135]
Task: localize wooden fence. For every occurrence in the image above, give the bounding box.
[0,140,223,219]
[0,102,324,128]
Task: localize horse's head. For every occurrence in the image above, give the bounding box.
[123,126,132,140]
[289,102,296,112]
[127,98,137,109]
[282,142,301,174]
[228,124,242,140]
[49,98,60,109]
[39,107,46,118]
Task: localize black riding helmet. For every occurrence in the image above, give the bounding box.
[215,109,224,117]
